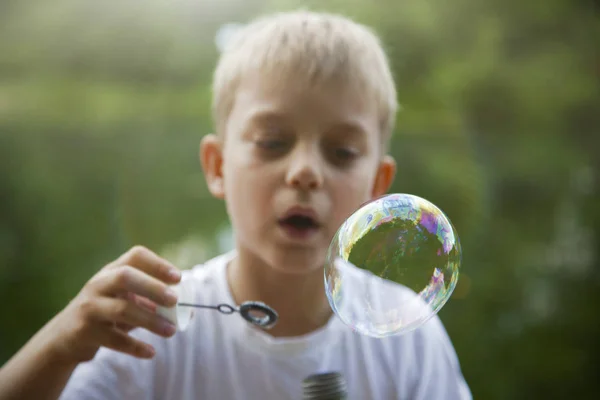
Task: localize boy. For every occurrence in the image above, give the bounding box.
[0,10,471,399]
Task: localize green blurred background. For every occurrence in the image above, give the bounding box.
[0,0,598,398]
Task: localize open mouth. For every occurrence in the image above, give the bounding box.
[279,215,319,230]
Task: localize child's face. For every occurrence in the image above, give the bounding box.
[201,73,396,274]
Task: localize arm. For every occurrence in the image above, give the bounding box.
[0,246,181,400]
[0,317,79,400]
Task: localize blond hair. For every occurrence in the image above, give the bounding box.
[212,10,398,147]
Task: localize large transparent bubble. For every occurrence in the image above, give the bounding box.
[324,194,461,337]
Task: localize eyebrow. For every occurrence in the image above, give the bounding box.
[238,110,287,135]
[247,110,289,126]
[242,109,370,141]
[330,122,366,134]
[325,122,369,141]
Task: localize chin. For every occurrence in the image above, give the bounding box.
[267,246,326,276]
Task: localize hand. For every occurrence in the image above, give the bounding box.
[48,246,182,363]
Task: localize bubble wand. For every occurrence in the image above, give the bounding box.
[157,278,278,330]
[176,301,278,328]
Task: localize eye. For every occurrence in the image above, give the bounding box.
[335,147,358,159]
[255,138,288,151]
[330,146,359,165]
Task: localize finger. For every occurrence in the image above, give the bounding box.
[114,322,135,332]
[102,328,156,359]
[113,293,136,331]
[112,246,181,284]
[117,292,157,313]
[132,294,157,313]
[97,265,178,308]
[96,297,177,338]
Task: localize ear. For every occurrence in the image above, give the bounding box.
[371,155,396,198]
[199,134,225,199]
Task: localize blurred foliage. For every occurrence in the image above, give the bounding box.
[0,0,598,398]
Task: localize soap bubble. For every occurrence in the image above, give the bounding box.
[324,194,461,338]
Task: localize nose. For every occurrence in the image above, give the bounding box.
[285,145,324,191]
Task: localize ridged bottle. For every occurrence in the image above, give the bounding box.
[302,372,347,400]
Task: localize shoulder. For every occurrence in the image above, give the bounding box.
[387,315,472,399]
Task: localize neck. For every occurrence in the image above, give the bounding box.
[227,248,332,337]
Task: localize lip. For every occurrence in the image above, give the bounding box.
[279,206,320,225]
[277,205,321,242]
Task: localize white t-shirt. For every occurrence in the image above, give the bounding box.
[60,252,471,400]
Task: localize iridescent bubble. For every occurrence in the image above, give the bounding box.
[324,193,461,337]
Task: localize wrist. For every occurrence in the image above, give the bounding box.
[43,339,81,370]
[35,313,84,368]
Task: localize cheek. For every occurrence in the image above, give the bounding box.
[329,170,375,225]
[223,160,273,232]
